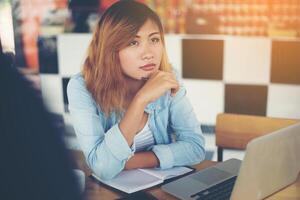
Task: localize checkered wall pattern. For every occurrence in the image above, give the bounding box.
[39,34,300,127]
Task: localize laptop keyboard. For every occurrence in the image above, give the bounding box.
[190,176,237,200]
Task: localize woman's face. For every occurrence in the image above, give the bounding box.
[119,19,163,80]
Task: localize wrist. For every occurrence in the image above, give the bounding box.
[133,93,148,108]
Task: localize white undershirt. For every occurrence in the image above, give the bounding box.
[131,118,155,152]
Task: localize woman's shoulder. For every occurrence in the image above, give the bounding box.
[67,73,105,115]
[68,73,86,91]
[67,73,93,100]
[69,73,85,83]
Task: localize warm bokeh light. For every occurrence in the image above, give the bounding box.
[8,0,300,69]
[0,1,15,53]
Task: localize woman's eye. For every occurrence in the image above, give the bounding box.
[129,41,139,46]
[151,37,160,43]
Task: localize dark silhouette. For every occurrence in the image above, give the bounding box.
[0,40,82,200]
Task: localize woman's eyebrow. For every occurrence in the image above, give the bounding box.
[135,32,160,38]
[149,32,160,37]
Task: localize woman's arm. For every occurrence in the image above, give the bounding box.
[151,86,206,169]
[123,85,205,171]
[124,151,159,170]
[119,70,179,146]
[118,71,179,170]
[67,72,179,179]
[68,76,135,180]
[119,97,147,146]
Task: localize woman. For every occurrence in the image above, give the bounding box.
[67,0,205,180]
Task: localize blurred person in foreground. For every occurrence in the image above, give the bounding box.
[0,39,82,200]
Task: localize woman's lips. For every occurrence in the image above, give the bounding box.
[139,64,155,71]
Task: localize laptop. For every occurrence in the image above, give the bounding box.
[162,122,300,200]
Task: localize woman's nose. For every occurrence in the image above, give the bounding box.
[141,43,154,60]
[142,53,154,60]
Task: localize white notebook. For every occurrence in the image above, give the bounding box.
[92,167,193,193]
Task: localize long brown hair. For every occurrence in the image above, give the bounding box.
[82,0,170,116]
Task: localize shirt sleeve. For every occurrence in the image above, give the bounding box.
[67,76,134,180]
[152,85,206,169]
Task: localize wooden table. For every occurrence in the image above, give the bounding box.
[71,150,300,200]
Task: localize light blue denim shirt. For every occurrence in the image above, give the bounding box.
[67,73,205,180]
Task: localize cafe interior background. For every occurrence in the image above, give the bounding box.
[1,0,300,161]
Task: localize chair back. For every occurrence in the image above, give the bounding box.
[215,113,299,161]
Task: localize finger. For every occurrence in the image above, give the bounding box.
[150,70,161,78]
[174,84,180,93]
[171,88,176,96]
[170,72,177,80]
[167,82,179,96]
[166,77,179,86]
[141,70,160,82]
[165,72,177,82]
